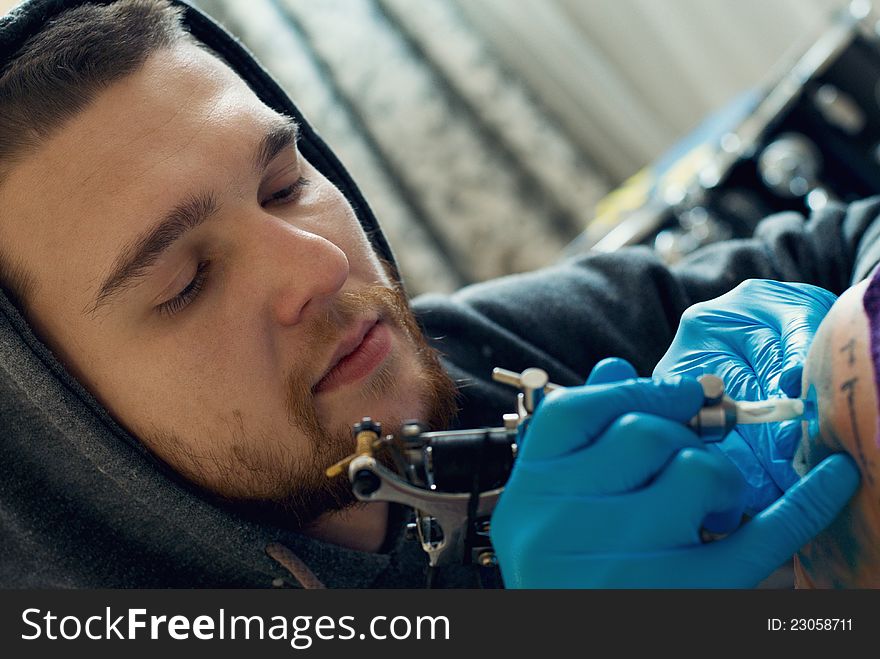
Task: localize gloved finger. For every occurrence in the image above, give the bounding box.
[585,357,638,386]
[714,431,783,514]
[766,444,801,491]
[719,324,783,394]
[699,355,768,401]
[517,413,705,495]
[719,453,860,583]
[777,287,838,381]
[645,448,747,541]
[734,426,802,497]
[519,377,705,461]
[702,506,743,535]
[700,448,751,533]
[655,353,764,403]
[727,280,836,326]
[761,420,803,487]
[779,365,803,398]
[575,413,704,493]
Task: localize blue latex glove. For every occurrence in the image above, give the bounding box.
[653,279,838,513]
[491,358,860,588]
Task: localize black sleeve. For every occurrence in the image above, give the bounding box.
[412,197,880,429]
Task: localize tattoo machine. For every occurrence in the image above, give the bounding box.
[684,373,817,442]
[324,367,815,580]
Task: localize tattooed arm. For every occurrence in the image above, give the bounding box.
[794,275,880,588]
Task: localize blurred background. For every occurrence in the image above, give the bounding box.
[187,0,870,294]
[3,0,875,293]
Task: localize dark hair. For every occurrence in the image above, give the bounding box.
[0,0,196,311]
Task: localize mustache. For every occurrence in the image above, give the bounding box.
[311,285,414,384]
[284,283,415,433]
[191,279,458,531]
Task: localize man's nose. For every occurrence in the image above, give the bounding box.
[253,216,350,327]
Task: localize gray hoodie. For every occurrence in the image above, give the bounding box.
[3,0,880,589]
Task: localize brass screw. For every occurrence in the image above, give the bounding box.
[325,427,382,478]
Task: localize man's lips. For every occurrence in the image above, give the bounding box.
[313,318,392,394]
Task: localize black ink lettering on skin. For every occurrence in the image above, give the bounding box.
[840,376,876,486]
[840,338,857,366]
[798,330,868,587]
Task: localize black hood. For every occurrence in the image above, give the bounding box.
[0,0,443,588]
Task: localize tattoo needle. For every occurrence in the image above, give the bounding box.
[735,398,817,424]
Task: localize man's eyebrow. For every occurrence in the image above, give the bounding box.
[254,117,300,175]
[87,118,301,316]
[88,192,219,316]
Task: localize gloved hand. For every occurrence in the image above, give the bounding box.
[653,279,838,513]
[491,358,859,588]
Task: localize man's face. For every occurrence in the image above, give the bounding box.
[0,43,455,526]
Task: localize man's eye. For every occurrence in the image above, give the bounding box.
[157,260,210,317]
[263,176,310,207]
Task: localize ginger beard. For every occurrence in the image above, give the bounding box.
[147,278,458,530]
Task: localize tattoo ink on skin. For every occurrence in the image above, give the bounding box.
[796,326,864,586]
[798,271,880,586]
[840,338,856,367]
[796,377,863,586]
[840,376,875,486]
[792,384,827,477]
